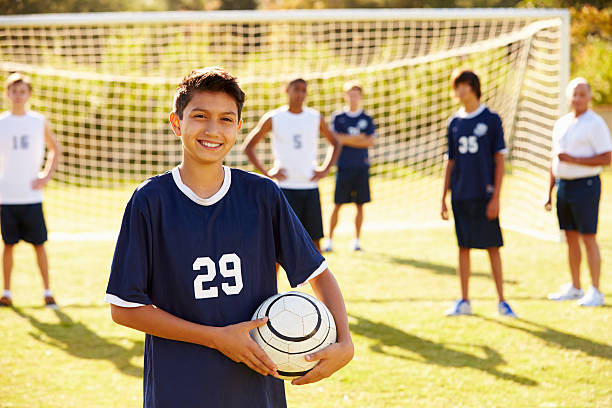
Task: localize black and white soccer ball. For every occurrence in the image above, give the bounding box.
[250,291,337,381]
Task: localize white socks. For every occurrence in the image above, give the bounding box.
[44,289,53,297]
[3,290,11,299]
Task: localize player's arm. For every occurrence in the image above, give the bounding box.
[336,132,375,148]
[486,152,504,220]
[440,158,454,220]
[557,151,612,166]
[242,115,286,180]
[110,303,279,377]
[291,269,354,385]
[311,117,341,182]
[32,120,62,190]
[545,165,555,211]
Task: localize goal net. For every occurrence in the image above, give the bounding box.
[0,9,569,240]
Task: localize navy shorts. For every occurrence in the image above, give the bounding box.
[0,203,48,245]
[451,199,503,249]
[334,167,371,204]
[281,188,324,241]
[556,175,601,234]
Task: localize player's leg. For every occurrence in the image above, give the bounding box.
[1,205,20,306]
[326,204,341,251]
[458,246,471,301]
[326,170,351,252]
[355,204,363,241]
[1,244,15,306]
[566,230,582,289]
[549,180,584,301]
[33,244,50,290]
[352,167,370,251]
[581,234,600,288]
[446,200,472,315]
[487,246,504,301]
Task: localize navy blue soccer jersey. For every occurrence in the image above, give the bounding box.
[446,105,507,200]
[105,166,327,408]
[331,109,376,168]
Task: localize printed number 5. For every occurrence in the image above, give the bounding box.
[293,134,302,149]
[458,136,478,154]
[193,254,243,299]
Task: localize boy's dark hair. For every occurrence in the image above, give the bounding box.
[6,72,32,91]
[287,78,307,88]
[452,70,481,99]
[173,67,245,120]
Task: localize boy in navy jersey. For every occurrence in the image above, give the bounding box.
[105,67,353,408]
[440,70,517,318]
[323,81,376,252]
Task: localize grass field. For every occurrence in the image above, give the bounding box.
[1,175,612,407]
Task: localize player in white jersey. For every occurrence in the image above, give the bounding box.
[545,78,611,307]
[243,78,341,251]
[0,73,61,308]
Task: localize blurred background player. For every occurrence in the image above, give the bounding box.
[0,73,62,308]
[323,81,376,252]
[440,70,516,318]
[243,78,340,252]
[545,77,611,307]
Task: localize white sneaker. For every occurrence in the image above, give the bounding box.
[577,286,605,307]
[547,283,584,301]
[322,238,333,252]
[445,299,472,316]
[351,238,362,251]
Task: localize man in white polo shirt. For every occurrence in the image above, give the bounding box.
[545,77,611,307]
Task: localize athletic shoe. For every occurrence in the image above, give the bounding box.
[351,239,362,251]
[445,299,472,316]
[322,239,333,252]
[547,283,584,301]
[498,301,518,318]
[577,286,605,307]
[45,296,58,309]
[0,296,12,307]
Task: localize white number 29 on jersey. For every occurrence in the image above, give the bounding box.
[193,253,243,299]
[458,136,479,154]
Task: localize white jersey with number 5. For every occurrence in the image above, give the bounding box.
[0,111,46,204]
[270,106,320,189]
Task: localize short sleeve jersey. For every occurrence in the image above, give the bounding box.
[552,109,612,180]
[331,109,376,168]
[270,106,321,189]
[0,111,46,204]
[105,166,327,408]
[446,105,507,200]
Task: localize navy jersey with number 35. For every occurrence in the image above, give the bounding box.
[446,105,506,200]
[105,166,326,408]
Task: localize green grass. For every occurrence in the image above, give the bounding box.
[1,178,612,407]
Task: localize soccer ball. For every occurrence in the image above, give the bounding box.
[250,291,337,381]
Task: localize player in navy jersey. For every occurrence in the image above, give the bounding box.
[323,81,376,252]
[440,70,517,318]
[105,67,353,408]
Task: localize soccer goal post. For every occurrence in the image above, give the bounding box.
[0,9,569,240]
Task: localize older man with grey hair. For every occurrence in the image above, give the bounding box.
[545,77,612,307]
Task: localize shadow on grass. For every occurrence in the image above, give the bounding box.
[12,307,143,377]
[476,315,612,361]
[372,253,518,285]
[350,314,538,386]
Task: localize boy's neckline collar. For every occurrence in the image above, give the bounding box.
[344,108,363,118]
[171,165,231,206]
[457,104,486,119]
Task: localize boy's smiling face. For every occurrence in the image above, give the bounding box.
[170,91,242,167]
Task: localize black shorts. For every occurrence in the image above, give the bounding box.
[0,203,48,245]
[451,199,503,249]
[556,175,601,234]
[334,167,371,204]
[280,188,324,241]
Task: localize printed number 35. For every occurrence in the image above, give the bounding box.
[458,136,478,154]
[193,253,243,299]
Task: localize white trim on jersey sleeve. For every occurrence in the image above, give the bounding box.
[496,148,509,155]
[297,260,329,287]
[172,166,231,206]
[104,293,147,308]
